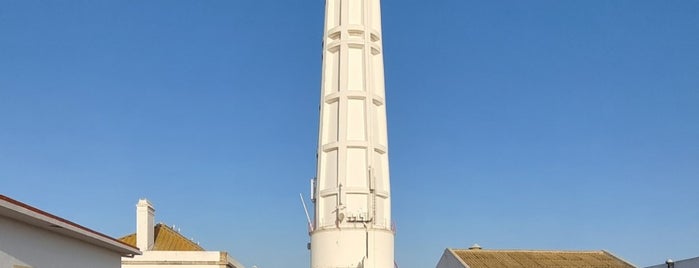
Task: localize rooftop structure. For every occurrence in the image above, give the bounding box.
[119,199,243,268]
[436,247,636,268]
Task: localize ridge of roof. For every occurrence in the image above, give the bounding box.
[451,248,607,253]
[0,195,140,256]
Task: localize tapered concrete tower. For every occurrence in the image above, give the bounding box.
[310,0,393,267]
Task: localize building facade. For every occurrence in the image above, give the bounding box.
[646,257,699,268]
[0,195,140,268]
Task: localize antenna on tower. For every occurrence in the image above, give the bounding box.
[299,193,314,232]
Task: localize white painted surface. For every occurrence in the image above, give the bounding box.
[311,229,394,268]
[0,216,123,268]
[0,196,140,257]
[435,249,467,268]
[312,0,394,267]
[136,199,155,251]
[122,251,243,268]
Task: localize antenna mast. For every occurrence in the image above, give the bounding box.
[299,193,313,232]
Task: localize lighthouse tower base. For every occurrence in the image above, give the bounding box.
[311,228,394,268]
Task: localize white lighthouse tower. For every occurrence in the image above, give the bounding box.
[310,0,394,267]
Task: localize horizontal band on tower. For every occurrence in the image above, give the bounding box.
[323,92,386,104]
[311,226,395,234]
[319,188,390,197]
[324,41,382,52]
[321,141,374,152]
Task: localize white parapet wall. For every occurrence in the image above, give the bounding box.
[122,251,243,268]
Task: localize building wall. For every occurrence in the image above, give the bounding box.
[0,216,123,268]
[122,251,239,268]
[646,257,699,268]
[435,249,466,268]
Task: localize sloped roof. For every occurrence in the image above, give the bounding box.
[450,248,635,268]
[646,256,699,268]
[0,195,140,256]
[119,223,205,251]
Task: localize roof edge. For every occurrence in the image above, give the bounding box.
[603,250,638,268]
[220,251,246,268]
[0,195,141,256]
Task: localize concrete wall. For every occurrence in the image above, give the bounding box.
[435,249,466,268]
[0,216,122,268]
[122,251,241,268]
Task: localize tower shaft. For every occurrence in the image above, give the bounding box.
[311,0,393,267]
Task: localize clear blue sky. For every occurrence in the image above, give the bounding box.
[1,1,698,267]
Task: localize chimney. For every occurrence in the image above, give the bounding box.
[136,199,155,251]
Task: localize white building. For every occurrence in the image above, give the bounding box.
[647,257,699,268]
[119,199,243,268]
[0,195,140,268]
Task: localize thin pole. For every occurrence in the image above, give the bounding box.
[300,193,313,231]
